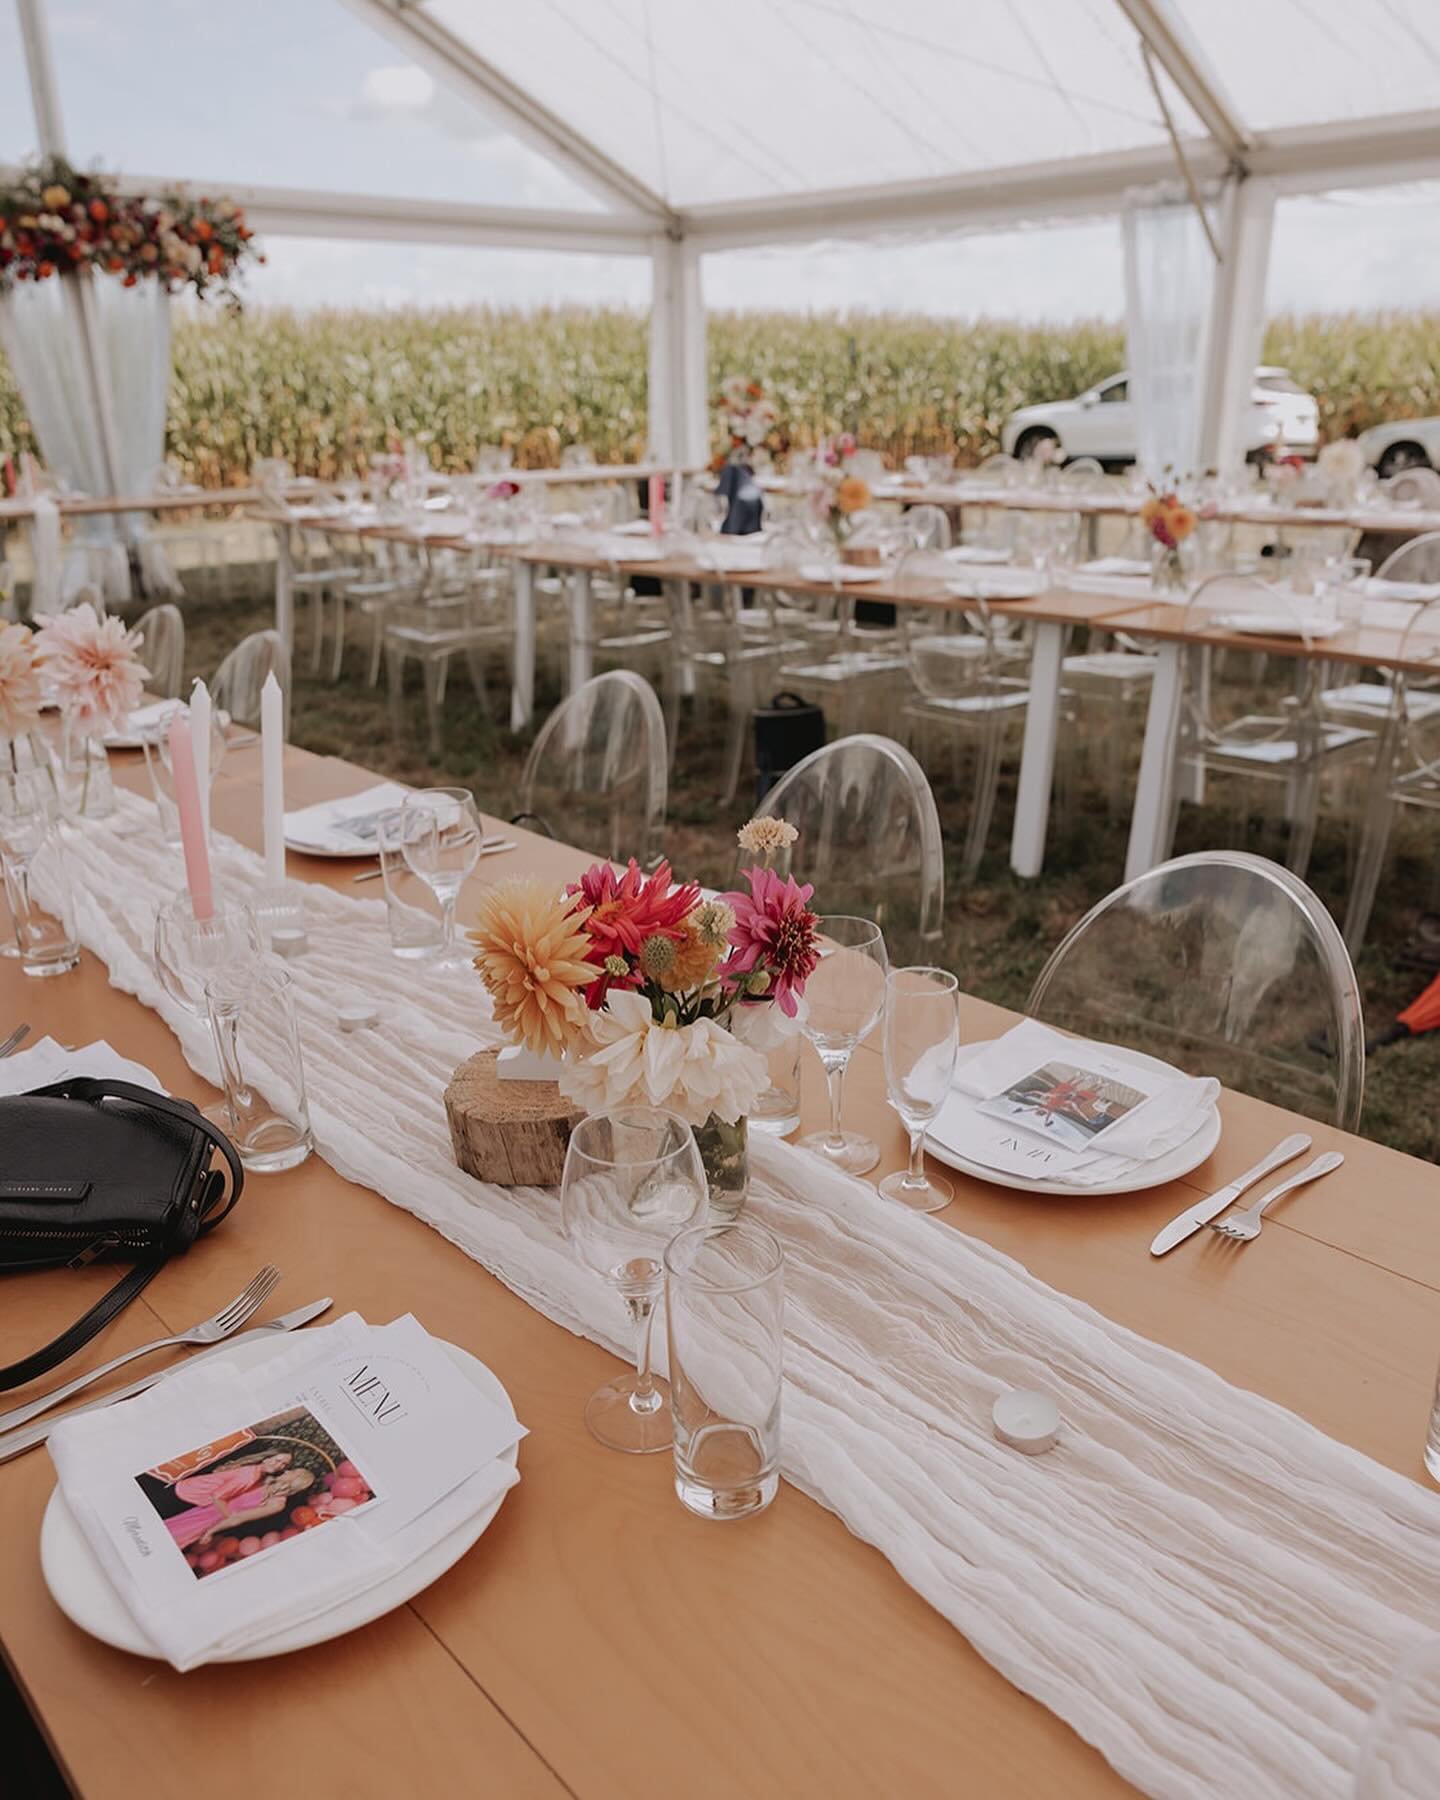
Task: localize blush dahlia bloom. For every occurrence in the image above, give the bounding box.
[34,602,148,733]
[0,621,43,742]
[566,858,700,1007]
[717,866,820,1017]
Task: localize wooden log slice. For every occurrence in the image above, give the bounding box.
[443,1048,584,1188]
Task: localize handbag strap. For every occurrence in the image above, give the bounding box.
[29,1076,244,1233]
[0,1261,164,1393]
[0,1079,245,1393]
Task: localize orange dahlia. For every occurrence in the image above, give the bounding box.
[469,879,595,1056]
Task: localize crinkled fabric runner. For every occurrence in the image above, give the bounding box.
[40,791,1440,1799]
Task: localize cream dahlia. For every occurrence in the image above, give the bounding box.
[559,990,768,1126]
[0,621,43,742]
[33,602,149,733]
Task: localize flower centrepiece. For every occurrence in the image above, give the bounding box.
[0,621,43,747]
[33,602,149,735]
[807,435,872,546]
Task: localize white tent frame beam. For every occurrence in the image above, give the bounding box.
[1112,0,1250,165]
[336,0,677,228]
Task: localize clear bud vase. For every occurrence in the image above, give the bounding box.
[692,1114,749,1226]
[1150,539,1191,596]
[54,722,116,821]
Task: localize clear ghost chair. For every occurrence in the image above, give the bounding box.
[1342,594,1440,953]
[1028,850,1364,1130]
[901,504,952,550]
[1060,457,1105,485]
[1163,573,1375,877]
[1384,467,1440,508]
[976,453,1020,486]
[895,549,1031,882]
[212,629,290,733]
[331,536,428,684]
[1321,531,1440,727]
[776,534,907,738]
[755,733,944,963]
[134,603,185,699]
[516,670,668,865]
[384,555,510,759]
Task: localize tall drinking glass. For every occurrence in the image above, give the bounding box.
[0,768,80,977]
[375,807,443,959]
[203,961,313,1173]
[153,893,262,1127]
[399,787,482,968]
[796,916,888,1175]
[879,966,960,1212]
[561,1108,708,1454]
[665,1221,784,1521]
[141,706,228,848]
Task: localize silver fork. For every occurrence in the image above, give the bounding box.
[0,1266,281,1433]
[1208,1152,1345,1243]
[0,1023,32,1058]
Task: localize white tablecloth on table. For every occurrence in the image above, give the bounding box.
[33,788,1440,1800]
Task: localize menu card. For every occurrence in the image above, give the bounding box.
[48,1314,525,1669]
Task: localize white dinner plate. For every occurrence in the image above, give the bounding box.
[798,563,888,584]
[925,1039,1222,1196]
[40,1333,519,1663]
[1213,612,1343,641]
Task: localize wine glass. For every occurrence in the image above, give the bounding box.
[879,966,960,1212]
[796,916,889,1175]
[398,787,483,968]
[561,1108,709,1454]
[153,892,262,1128]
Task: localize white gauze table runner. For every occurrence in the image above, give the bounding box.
[37,791,1440,1799]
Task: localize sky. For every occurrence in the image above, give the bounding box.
[3,0,1438,323]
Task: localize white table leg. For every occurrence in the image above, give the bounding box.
[1009,620,1066,878]
[1124,641,1184,884]
[567,568,593,696]
[273,528,295,658]
[510,561,536,731]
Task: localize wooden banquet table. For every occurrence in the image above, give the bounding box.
[2,743,1440,1800]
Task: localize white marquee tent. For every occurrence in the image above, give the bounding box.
[6,0,1440,482]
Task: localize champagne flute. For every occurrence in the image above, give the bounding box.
[561,1108,708,1454]
[879,966,959,1212]
[797,916,888,1175]
[398,787,482,967]
[153,892,262,1128]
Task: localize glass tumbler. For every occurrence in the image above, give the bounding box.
[0,768,80,977]
[203,961,314,1173]
[665,1221,785,1521]
[375,807,443,959]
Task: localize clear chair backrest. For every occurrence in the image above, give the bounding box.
[902,504,952,550]
[977,453,1020,485]
[1377,529,1440,585]
[518,670,667,865]
[1061,457,1105,486]
[1027,850,1364,1129]
[560,444,597,468]
[1388,595,1440,773]
[1182,572,1319,747]
[755,733,944,960]
[894,551,1006,701]
[134,603,185,699]
[1385,467,1440,507]
[212,629,290,732]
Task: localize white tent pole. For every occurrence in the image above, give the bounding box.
[1195,176,1276,476]
[648,236,707,469]
[1113,0,1250,166]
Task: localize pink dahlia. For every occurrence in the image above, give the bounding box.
[33,602,148,733]
[717,866,820,1017]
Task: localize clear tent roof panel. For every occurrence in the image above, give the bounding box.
[425,0,1210,209]
[0,4,37,165]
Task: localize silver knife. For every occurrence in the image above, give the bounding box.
[1150,1134,1311,1256]
[0,1297,333,1465]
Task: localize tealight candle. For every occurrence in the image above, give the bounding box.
[270,926,308,958]
[337,1002,380,1034]
[992,1389,1061,1456]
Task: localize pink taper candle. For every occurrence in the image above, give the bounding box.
[648,473,665,537]
[168,715,214,922]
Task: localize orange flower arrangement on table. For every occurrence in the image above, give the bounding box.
[1140,488,1198,592]
[808,434,872,547]
[0,156,261,304]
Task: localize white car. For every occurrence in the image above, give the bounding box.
[1000,367,1319,467]
[1355,418,1439,479]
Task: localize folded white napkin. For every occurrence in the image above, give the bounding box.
[1080,556,1152,577]
[0,1037,165,1098]
[49,1314,523,1670]
[283,783,410,853]
[102,698,182,747]
[929,1019,1217,1187]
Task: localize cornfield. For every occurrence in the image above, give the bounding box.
[0,304,1435,484]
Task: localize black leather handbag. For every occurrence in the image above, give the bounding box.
[0,1076,243,1391]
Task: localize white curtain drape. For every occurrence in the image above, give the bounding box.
[0,273,175,605]
[1122,187,1217,485]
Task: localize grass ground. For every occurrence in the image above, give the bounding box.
[176,579,1440,1168]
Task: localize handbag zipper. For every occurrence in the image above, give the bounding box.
[0,1225,146,1262]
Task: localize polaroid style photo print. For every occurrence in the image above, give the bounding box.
[134,1404,378,1581]
[976,1059,1147,1153]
